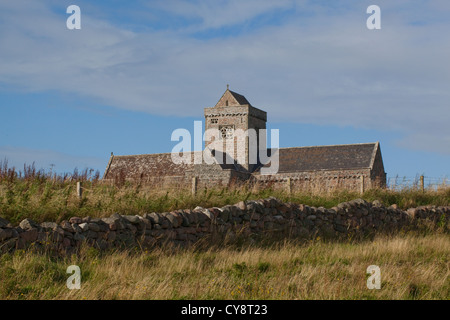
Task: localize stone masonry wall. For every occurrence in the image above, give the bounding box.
[0,198,448,256]
[252,169,373,193]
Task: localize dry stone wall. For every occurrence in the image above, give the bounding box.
[0,198,448,255]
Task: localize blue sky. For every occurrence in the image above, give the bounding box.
[0,0,449,183]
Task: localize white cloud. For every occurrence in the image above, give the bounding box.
[145,0,297,30]
[0,0,449,154]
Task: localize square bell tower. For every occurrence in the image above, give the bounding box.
[204,86,267,172]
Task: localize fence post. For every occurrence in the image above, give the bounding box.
[360,176,365,194]
[420,175,424,192]
[286,177,292,194]
[76,181,82,199]
[192,177,198,196]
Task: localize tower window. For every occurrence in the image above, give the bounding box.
[225,100,229,106]
[219,125,234,139]
[211,118,218,124]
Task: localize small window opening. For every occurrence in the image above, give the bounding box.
[219,125,234,139]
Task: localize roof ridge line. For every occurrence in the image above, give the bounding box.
[112,151,203,157]
[274,142,377,150]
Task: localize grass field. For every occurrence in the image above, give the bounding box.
[0,231,448,300]
[0,162,449,300]
[0,162,449,225]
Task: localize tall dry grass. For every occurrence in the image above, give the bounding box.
[1,161,448,300]
[0,232,448,300]
[0,160,449,224]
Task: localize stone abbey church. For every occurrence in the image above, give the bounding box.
[103,88,386,192]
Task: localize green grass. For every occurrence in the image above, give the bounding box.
[0,173,449,224]
[1,162,449,300]
[0,232,448,300]
[1,161,449,224]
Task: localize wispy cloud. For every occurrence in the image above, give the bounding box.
[0,0,449,154]
[144,0,297,31]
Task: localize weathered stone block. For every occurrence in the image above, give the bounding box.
[87,223,100,232]
[19,218,39,231]
[0,228,14,241]
[166,213,180,228]
[69,217,82,224]
[61,221,74,232]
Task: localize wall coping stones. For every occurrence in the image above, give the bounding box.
[0,198,448,255]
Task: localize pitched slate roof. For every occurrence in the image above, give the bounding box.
[214,88,252,107]
[262,142,379,173]
[103,152,197,179]
[228,90,251,106]
[103,150,240,180]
